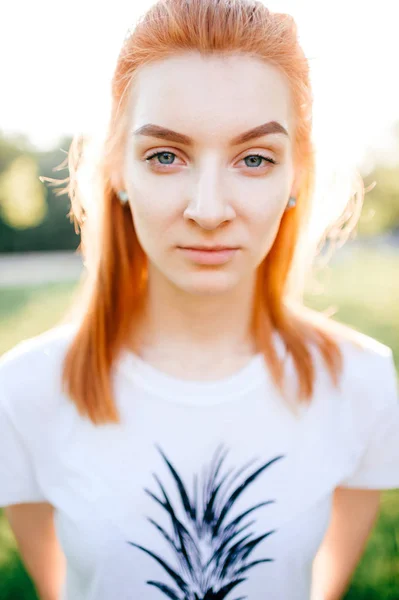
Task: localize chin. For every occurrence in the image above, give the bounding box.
[173,271,243,295]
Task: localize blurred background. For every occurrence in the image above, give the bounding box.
[0,0,398,598]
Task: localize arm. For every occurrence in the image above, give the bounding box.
[4,502,66,600]
[310,486,381,600]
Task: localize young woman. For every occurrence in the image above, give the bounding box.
[1,1,398,599]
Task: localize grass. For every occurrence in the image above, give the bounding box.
[0,245,398,599]
[305,246,399,599]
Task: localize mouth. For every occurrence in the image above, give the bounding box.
[177,246,240,265]
[178,246,239,251]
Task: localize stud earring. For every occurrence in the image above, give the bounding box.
[286,196,296,209]
[117,190,129,204]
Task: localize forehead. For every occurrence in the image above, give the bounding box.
[128,52,293,141]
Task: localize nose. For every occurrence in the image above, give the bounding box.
[183,162,236,230]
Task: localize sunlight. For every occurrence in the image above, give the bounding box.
[1,0,398,171]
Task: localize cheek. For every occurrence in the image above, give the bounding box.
[245,188,287,236]
[131,198,164,234]
[128,191,178,254]
[127,159,292,242]
[238,162,292,215]
[242,188,288,261]
[127,165,181,228]
[244,165,293,228]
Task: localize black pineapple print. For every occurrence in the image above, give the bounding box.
[126,443,285,599]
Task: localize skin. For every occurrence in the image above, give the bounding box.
[4,503,66,600]
[310,487,381,599]
[3,56,382,600]
[111,56,382,598]
[113,51,302,375]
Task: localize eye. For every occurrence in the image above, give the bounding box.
[242,154,277,168]
[143,150,278,170]
[145,151,179,167]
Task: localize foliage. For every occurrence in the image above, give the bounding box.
[360,165,399,236]
[0,155,47,229]
[0,133,79,252]
[0,122,398,253]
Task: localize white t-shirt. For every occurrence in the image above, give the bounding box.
[1,323,398,600]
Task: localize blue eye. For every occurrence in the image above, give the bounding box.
[244,154,276,168]
[145,151,277,169]
[146,151,176,165]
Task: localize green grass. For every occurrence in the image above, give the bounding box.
[305,247,399,370]
[308,247,399,598]
[0,281,77,600]
[0,246,398,599]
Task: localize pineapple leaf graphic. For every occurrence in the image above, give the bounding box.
[127,443,285,599]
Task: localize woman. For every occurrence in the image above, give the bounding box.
[1,1,398,599]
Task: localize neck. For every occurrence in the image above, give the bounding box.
[129,264,258,362]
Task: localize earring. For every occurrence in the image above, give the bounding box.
[117,190,129,204]
[286,196,296,209]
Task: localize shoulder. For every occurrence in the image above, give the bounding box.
[0,321,79,416]
[302,306,394,365]
[310,313,397,411]
[339,331,396,406]
[0,321,78,375]
[329,319,394,381]
[331,320,394,369]
[297,307,397,405]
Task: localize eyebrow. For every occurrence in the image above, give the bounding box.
[132,120,289,146]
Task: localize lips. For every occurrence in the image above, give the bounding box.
[179,246,238,251]
[178,247,239,265]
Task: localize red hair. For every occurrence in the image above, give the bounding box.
[55,0,364,424]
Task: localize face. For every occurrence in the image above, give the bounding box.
[118,51,299,296]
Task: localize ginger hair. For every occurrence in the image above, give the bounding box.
[53,0,364,424]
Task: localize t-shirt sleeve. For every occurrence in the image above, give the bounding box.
[339,346,399,489]
[0,384,46,506]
